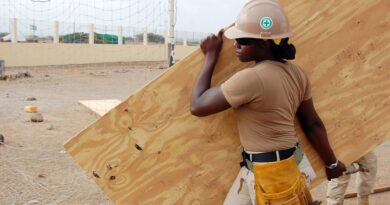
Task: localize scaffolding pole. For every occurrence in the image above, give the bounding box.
[167,0,175,67]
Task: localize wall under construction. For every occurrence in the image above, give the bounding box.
[0,43,197,67]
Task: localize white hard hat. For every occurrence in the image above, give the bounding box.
[225,0,292,40]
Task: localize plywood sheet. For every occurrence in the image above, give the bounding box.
[64,0,389,204]
[79,99,122,116]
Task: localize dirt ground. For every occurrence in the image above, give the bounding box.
[0,63,389,205]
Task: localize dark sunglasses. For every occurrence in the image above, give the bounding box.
[235,38,258,46]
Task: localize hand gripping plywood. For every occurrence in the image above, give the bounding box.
[64,0,389,204]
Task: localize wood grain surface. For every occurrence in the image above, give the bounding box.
[79,99,122,116]
[64,0,389,204]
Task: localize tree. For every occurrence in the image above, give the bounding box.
[60,32,88,43]
[0,32,9,38]
[135,32,165,44]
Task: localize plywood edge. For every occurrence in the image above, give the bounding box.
[79,99,122,116]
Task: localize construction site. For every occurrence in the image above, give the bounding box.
[0,0,389,205]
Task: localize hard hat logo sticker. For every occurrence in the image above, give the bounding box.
[260,17,273,30]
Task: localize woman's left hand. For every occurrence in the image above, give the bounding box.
[200,29,224,56]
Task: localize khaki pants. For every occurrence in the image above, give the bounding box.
[327,151,377,205]
[223,167,256,205]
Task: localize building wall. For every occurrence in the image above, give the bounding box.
[0,43,197,67]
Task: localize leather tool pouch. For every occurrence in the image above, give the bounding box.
[253,156,313,205]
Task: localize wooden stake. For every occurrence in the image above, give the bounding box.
[344,186,390,199]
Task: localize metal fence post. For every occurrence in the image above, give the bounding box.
[0,60,5,76]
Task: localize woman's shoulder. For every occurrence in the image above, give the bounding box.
[288,62,309,78]
[230,67,259,81]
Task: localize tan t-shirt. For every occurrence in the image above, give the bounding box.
[221,60,311,152]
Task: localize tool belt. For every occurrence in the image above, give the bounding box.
[240,144,313,204]
[240,145,298,172]
[253,156,313,205]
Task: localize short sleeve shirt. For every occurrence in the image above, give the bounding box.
[221,60,311,152]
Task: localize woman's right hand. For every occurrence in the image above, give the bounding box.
[200,29,224,56]
[325,160,346,180]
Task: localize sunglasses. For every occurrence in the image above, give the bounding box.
[235,38,258,46]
